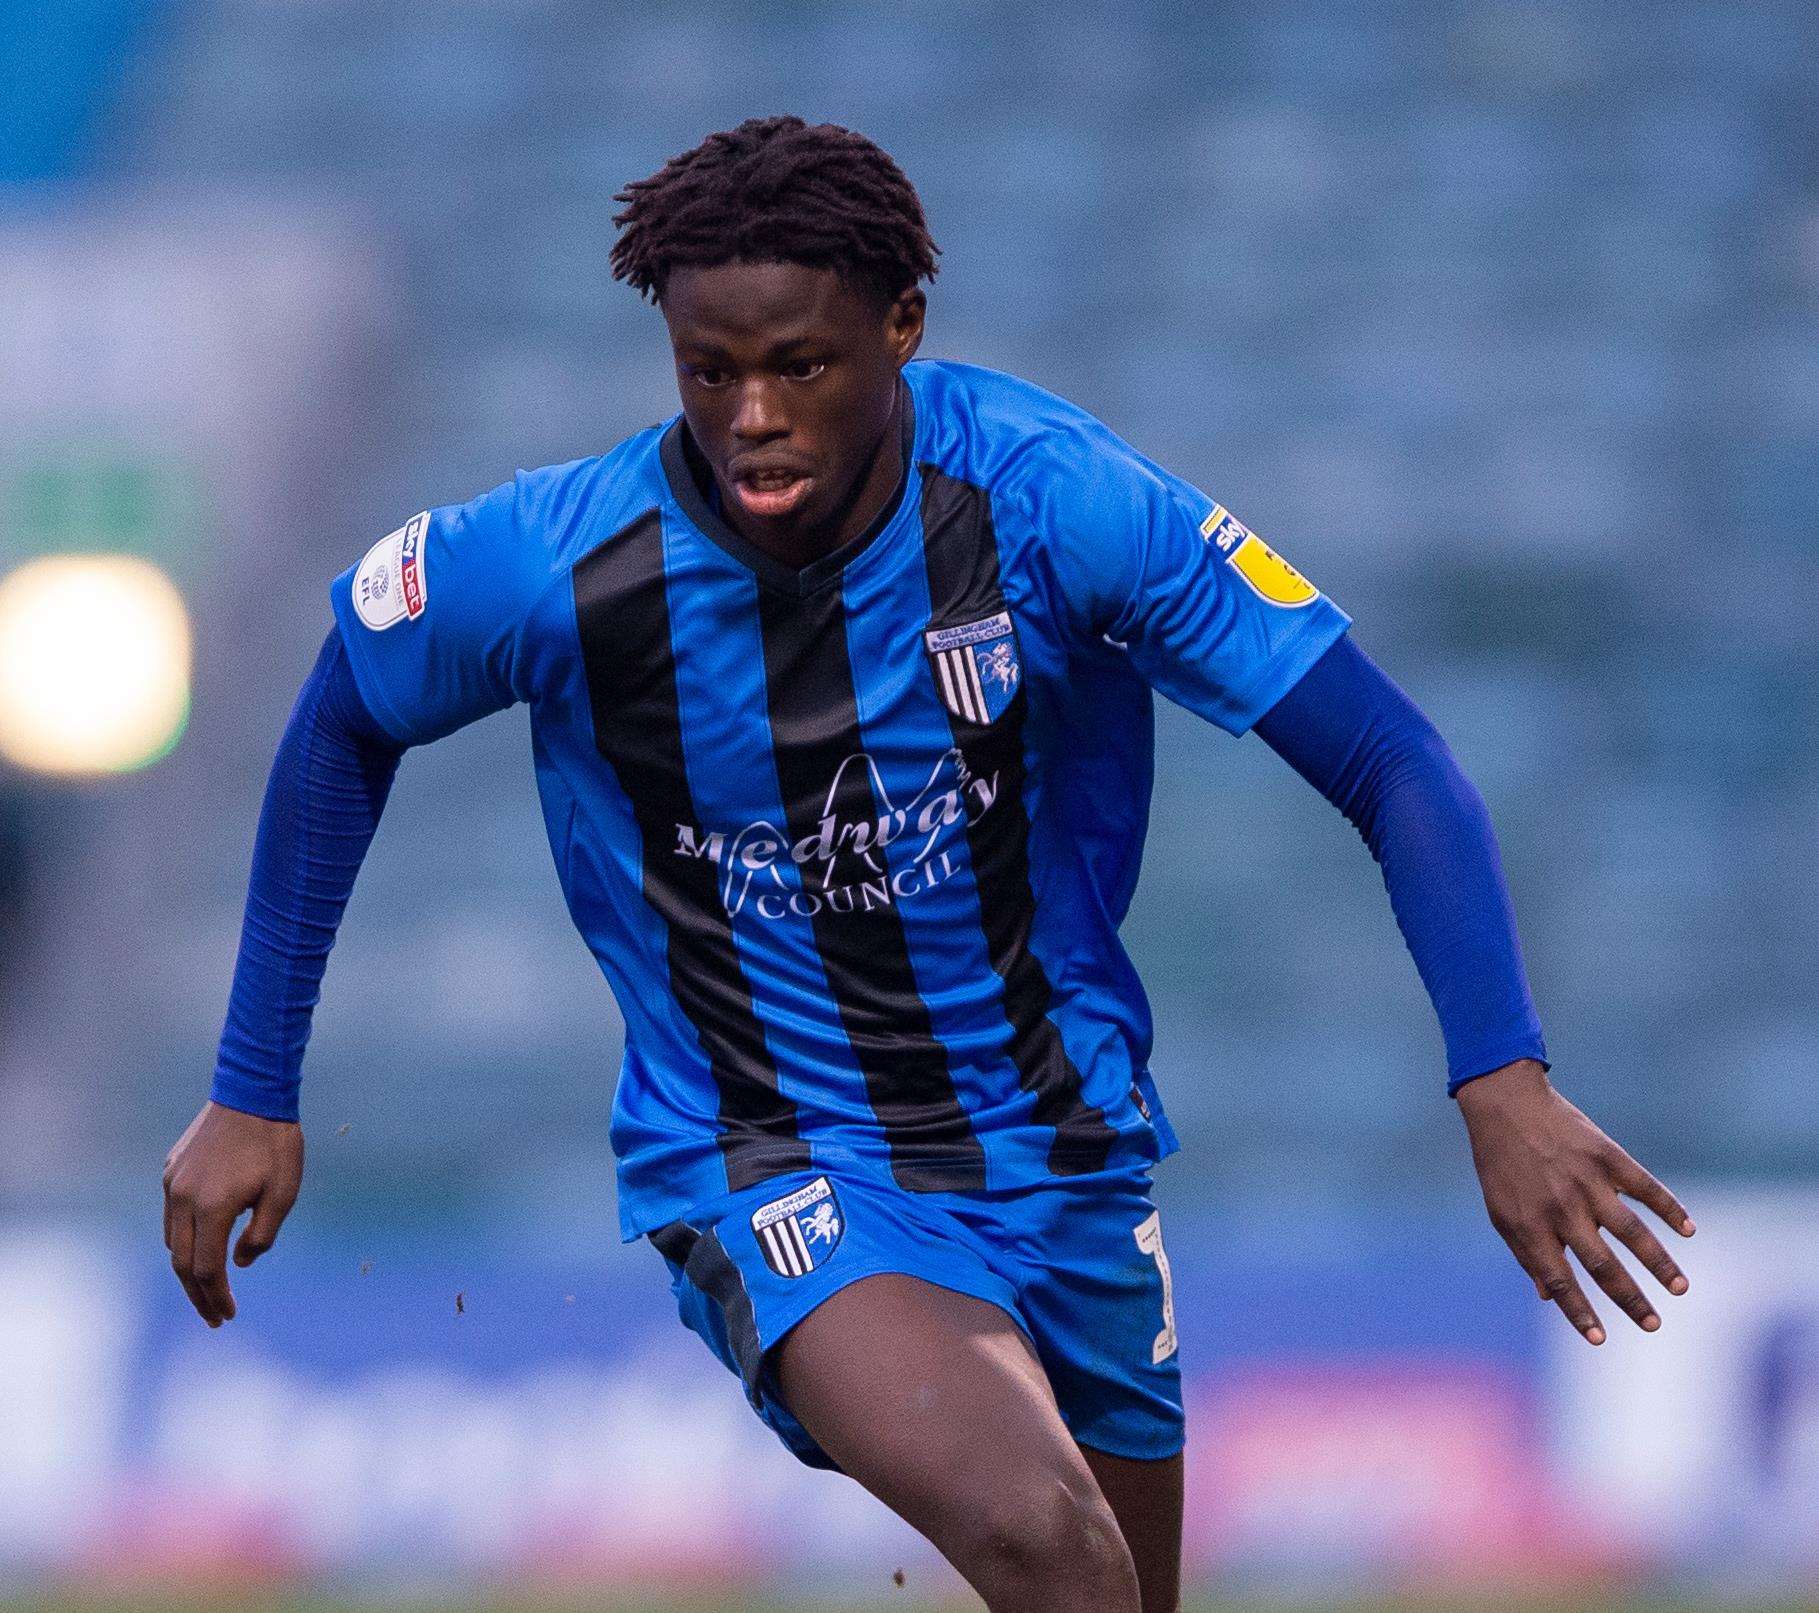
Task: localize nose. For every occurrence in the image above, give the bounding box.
[731,378,787,442]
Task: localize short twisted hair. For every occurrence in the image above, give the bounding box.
[611,116,939,305]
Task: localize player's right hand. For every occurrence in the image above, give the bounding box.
[161,1101,304,1327]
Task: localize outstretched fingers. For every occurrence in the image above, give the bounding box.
[1609,1148,1696,1239]
[1523,1184,1694,1347]
[1599,1196,1688,1299]
[1564,1222,1657,1333]
[1464,1071,1694,1349]
[1524,1242,1606,1345]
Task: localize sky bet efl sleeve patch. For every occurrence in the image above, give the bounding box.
[352,511,430,630]
[1199,505,1319,608]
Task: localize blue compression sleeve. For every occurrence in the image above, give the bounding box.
[1253,635,1548,1094]
[211,627,405,1121]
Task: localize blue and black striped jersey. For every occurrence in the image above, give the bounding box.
[332,360,1351,1237]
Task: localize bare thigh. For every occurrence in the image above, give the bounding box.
[773,1273,1141,1613]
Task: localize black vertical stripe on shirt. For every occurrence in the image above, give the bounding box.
[573,509,811,1192]
[756,582,988,1193]
[917,465,1118,1175]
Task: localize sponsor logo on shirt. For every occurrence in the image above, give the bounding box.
[673,749,998,923]
[1200,505,1318,608]
[352,512,430,631]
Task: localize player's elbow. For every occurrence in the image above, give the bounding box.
[1345,720,1496,872]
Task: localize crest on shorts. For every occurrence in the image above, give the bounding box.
[925,611,1020,724]
[751,1176,844,1278]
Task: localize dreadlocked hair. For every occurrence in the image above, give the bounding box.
[610,116,939,305]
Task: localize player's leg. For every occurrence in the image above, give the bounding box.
[1079,1444,1183,1613]
[774,1272,1142,1613]
[966,1170,1186,1611]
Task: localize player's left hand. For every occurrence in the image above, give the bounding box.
[1458,1058,1694,1345]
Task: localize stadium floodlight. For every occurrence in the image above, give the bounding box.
[0,554,191,776]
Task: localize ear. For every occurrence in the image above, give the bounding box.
[886,287,926,366]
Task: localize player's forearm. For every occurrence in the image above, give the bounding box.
[1254,636,1546,1093]
[1361,736,1546,1090]
[211,626,405,1120]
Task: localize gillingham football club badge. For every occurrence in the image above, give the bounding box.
[925,611,1021,724]
[751,1176,844,1278]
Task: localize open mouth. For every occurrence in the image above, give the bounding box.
[732,467,814,519]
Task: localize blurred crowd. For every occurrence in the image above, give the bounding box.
[5,0,1812,1225]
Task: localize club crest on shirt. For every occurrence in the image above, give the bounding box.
[1200,504,1319,608]
[353,511,429,631]
[751,1176,844,1278]
[925,610,1020,724]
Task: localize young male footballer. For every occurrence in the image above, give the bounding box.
[164,117,1695,1612]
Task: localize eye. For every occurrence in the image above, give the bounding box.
[783,359,827,381]
[685,364,730,388]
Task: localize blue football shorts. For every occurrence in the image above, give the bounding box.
[648,1163,1184,1470]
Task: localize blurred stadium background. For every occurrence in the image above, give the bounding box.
[1,1,1816,1609]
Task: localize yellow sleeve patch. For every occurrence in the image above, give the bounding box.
[1199,504,1320,607]
[1229,534,1319,606]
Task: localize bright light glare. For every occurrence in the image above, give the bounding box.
[0,555,192,776]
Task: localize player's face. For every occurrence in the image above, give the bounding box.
[661,261,924,549]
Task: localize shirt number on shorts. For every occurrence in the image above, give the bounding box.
[1133,1210,1178,1364]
